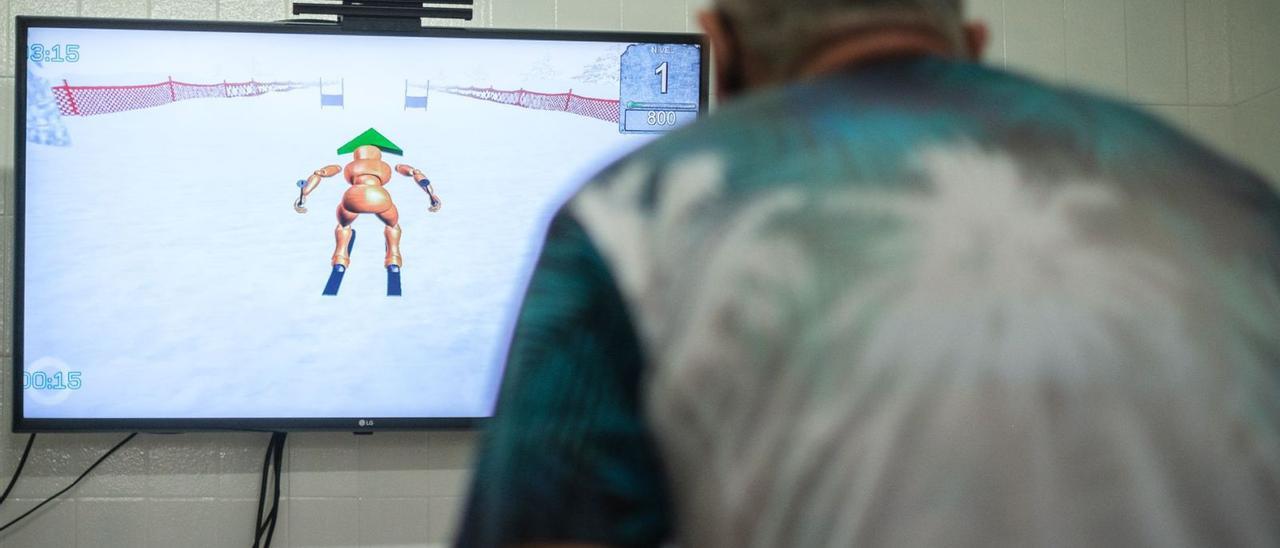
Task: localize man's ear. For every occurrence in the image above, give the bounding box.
[963,22,989,60]
[699,10,740,101]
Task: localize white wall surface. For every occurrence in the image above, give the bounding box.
[968,0,1280,186]
[0,1,1276,547]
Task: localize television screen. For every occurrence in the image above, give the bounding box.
[14,17,705,431]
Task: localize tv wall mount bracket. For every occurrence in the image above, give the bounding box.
[291,0,474,31]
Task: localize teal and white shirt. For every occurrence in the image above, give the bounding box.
[459,56,1280,547]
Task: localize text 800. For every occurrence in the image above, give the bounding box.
[646,111,679,126]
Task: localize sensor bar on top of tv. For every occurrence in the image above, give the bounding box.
[338,0,476,5]
[291,2,474,22]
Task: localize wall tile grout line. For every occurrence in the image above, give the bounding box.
[1177,0,1187,104]
[1061,0,1067,80]
[1122,0,1130,98]
[1232,83,1280,108]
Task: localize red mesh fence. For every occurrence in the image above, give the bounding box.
[440,86,620,124]
[52,78,312,117]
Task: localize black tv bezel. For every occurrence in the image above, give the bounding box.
[12,16,709,433]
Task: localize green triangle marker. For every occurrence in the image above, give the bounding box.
[337,128,403,156]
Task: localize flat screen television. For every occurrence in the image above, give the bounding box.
[14,16,706,432]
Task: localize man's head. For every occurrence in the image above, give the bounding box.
[700,0,986,99]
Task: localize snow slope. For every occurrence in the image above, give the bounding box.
[22,86,649,419]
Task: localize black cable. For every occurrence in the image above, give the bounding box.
[0,433,136,534]
[256,435,280,545]
[253,433,273,543]
[257,433,285,548]
[254,433,276,547]
[0,434,37,507]
[253,432,287,548]
[264,433,285,547]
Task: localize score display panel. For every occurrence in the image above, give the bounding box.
[14,17,707,433]
[619,43,701,133]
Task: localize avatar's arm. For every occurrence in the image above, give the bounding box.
[395,164,443,212]
[294,165,341,213]
[303,165,342,198]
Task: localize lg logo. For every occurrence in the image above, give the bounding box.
[358,419,376,427]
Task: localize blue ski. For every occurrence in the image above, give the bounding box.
[322,265,346,296]
[387,265,402,297]
[322,229,356,296]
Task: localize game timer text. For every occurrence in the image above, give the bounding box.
[29,44,80,63]
[23,370,83,390]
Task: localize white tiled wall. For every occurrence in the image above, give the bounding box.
[1004,0,1067,82]
[0,1,1277,547]
[969,0,1280,185]
[1065,0,1127,98]
[1227,0,1280,184]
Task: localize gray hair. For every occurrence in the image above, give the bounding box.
[713,0,966,75]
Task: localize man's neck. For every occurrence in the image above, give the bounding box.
[797,25,958,78]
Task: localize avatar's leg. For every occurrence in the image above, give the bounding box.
[333,205,359,268]
[376,205,402,268]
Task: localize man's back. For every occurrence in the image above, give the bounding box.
[461,57,1280,547]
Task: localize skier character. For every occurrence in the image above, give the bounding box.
[294,128,442,277]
